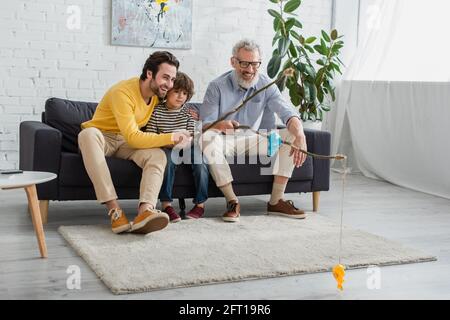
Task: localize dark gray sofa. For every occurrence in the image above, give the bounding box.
[19,97,331,222]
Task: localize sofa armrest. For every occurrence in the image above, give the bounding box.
[19,121,62,200]
[304,129,331,192]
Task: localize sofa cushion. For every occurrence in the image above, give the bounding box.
[59,151,313,189]
[45,98,97,153]
[59,152,142,188]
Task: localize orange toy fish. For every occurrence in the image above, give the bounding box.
[332,264,346,290]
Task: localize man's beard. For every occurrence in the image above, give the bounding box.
[236,71,259,89]
[150,80,168,99]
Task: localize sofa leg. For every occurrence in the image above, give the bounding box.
[178,198,186,218]
[313,192,320,213]
[39,200,49,224]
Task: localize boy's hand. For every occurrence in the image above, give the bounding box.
[172,130,192,149]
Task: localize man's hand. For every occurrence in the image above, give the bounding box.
[212,120,240,134]
[172,130,192,149]
[187,107,199,120]
[290,134,308,168]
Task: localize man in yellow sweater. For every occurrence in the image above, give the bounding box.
[78,51,192,235]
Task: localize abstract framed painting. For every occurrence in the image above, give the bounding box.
[111,0,192,49]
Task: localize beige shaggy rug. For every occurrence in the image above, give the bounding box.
[58,214,436,295]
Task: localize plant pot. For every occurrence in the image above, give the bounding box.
[302,120,323,131]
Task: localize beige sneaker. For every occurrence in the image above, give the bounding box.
[108,208,131,234]
[267,199,306,219]
[130,209,169,234]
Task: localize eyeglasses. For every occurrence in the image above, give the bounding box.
[233,57,262,69]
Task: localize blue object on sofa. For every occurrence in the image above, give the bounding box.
[19,97,331,219]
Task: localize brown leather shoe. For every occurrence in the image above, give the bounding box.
[267,199,306,219]
[108,208,131,234]
[222,200,240,223]
[130,209,169,234]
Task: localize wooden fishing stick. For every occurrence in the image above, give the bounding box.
[197,68,346,161]
[201,71,290,133]
[235,125,347,161]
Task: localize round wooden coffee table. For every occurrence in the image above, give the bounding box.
[0,171,57,258]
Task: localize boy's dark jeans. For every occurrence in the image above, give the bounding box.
[159,146,209,205]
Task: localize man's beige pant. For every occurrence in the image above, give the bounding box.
[201,129,295,187]
[78,127,167,207]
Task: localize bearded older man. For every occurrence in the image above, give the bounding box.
[199,39,309,222]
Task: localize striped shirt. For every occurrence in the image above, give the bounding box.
[145,103,196,135]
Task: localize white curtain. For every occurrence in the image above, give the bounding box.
[332,0,450,199]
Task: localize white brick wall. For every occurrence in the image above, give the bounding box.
[0,0,332,169]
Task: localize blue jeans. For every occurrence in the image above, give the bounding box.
[159,146,209,205]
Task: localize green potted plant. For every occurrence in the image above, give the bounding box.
[267,0,344,126]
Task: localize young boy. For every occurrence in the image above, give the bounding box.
[145,72,209,222]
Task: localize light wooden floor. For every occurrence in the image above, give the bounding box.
[1,172,449,300]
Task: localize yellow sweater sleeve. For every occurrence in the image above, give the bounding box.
[110,89,174,149]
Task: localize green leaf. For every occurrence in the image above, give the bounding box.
[269,0,279,3]
[318,109,323,121]
[289,85,302,106]
[303,83,310,101]
[293,20,303,28]
[296,62,306,73]
[304,45,314,54]
[308,82,317,101]
[290,30,302,42]
[304,65,316,78]
[321,30,331,42]
[305,36,316,44]
[284,0,302,13]
[315,68,325,85]
[278,38,291,57]
[299,35,305,45]
[277,77,286,92]
[317,59,325,66]
[302,111,309,121]
[273,17,282,32]
[330,62,342,74]
[314,45,327,55]
[322,105,331,112]
[286,76,295,88]
[268,9,283,20]
[272,34,282,46]
[323,82,336,101]
[331,29,338,40]
[336,56,346,67]
[317,87,324,103]
[332,44,344,52]
[330,88,336,101]
[285,18,296,31]
[267,55,282,78]
[289,43,298,58]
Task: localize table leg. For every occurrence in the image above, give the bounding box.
[24,184,48,258]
